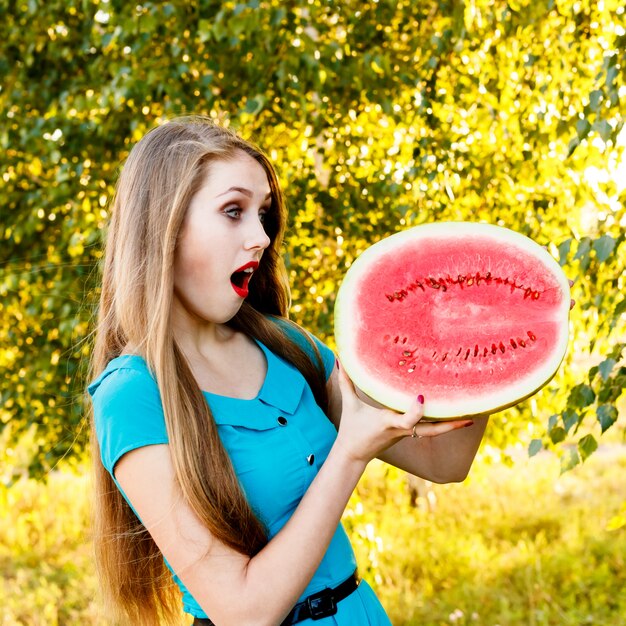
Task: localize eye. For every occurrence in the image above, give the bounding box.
[259,207,270,224]
[224,205,242,220]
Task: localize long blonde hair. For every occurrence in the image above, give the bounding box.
[89,117,329,624]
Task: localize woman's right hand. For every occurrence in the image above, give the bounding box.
[333,361,470,466]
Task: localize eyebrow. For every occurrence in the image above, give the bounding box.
[217,186,272,201]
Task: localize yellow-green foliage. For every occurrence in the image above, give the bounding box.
[345,448,626,626]
[0,471,105,626]
[1,449,625,625]
[1,0,625,479]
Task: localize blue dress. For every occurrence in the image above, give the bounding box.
[88,325,391,625]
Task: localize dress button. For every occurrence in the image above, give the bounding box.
[307,454,315,465]
[277,416,288,426]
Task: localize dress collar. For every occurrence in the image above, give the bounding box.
[202,340,306,417]
[87,342,307,420]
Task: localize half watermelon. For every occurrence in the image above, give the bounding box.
[334,222,570,418]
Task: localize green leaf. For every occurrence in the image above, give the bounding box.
[592,234,616,262]
[598,358,616,381]
[560,447,580,474]
[271,7,286,27]
[568,383,596,409]
[528,438,543,457]
[611,300,626,330]
[577,434,598,461]
[593,120,613,142]
[606,64,618,89]
[576,118,591,140]
[589,89,602,111]
[561,409,579,432]
[557,238,571,266]
[549,426,566,444]
[567,136,580,157]
[548,413,559,431]
[574,237,591,261]
[597,404,618,433]
[244,95,266,115]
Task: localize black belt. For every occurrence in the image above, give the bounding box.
[192,570,360,625]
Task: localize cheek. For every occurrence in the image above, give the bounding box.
[174,229,223,289]
[174,231,204,287]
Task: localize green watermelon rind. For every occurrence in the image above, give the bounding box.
[334,222,571,419]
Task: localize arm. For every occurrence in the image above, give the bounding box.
[114,365,456,626]
[115,441,363,626]
[327,363,489,483]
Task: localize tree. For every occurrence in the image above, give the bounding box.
[1,0,624,479]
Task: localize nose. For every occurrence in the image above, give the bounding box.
[245,214,271,251]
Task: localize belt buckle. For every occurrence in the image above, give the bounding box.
[306,588,337,620]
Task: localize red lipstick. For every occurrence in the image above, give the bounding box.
[230,261,259,298]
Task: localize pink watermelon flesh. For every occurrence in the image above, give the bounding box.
[336,224,570,417]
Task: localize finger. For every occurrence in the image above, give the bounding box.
[335,358,358,406]
[404,394,425,435]
[412,419,474,439]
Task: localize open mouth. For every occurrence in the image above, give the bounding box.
[230,261,258,298]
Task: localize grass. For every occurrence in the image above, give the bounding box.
[345,444,626,626]
[1,446,625,625]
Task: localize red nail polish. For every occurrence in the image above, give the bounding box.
[417,394,424,404]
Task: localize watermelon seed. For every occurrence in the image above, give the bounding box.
[510,338,518,349]
[518,338,526,348]
[456,347,462,356]
[432,351,437,358]
[474,345,479,357]
[466,276,475,286]
[442,353,448,362]
[464,349,470,360]
[403,350,412,357]
[408,365,415,373]
[528,331,536,341]
[394,336,399,343]
[499,342,506,353]
[483,347,488,357]
[402,337,407,344]
[398,360,406,366]
[491,343,497,354]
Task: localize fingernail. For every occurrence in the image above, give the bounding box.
[417,394,424,404]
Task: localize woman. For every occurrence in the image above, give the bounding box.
[88,116,488,625]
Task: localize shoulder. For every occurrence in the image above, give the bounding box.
[88,356,168,474]
[88,355,159,404]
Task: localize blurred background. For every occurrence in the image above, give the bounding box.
[0,0,624,624]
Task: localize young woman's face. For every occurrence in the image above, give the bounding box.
[173,151,272,326]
